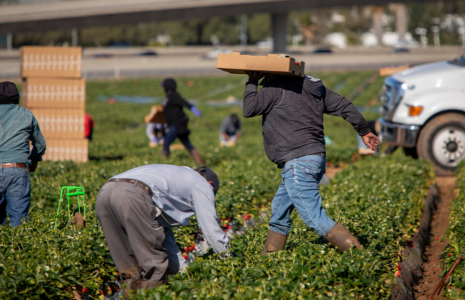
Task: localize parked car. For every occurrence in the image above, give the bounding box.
[133,50,157,56]
[256,38,273,50]
[204,47,232,59]
[379,55,465,175]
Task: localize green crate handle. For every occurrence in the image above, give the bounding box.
[54,186,86,230]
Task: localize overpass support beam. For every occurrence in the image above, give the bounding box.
[7,33,12,51]
[372,7,384,46]
[72,28,78,47]
[394,3,408,42]
[272,12,288,53]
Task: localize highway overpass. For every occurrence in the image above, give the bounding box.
[0,0,423,52]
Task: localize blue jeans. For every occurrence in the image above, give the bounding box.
[0,166,31,227]
[269,155,336,237]
[162,125,194,153]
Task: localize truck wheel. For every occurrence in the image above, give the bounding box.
[417,113,465,176]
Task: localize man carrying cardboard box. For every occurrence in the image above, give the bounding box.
[0,82,47,227]
[242,72,380,254]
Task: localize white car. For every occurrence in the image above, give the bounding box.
[204,47,232,59]
[379,55,465,175]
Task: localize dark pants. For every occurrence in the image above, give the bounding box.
[95,181,168,282]
[162,125,194,153]
[0,166,31,227]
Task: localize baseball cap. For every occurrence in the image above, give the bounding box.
[195,166,219,194]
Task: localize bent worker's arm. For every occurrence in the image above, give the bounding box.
[192,188,229,254]
[29,115,47,170]
[323,87,370,136]
[243,76,281,118]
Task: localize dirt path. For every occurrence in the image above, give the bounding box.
[415,176,457,300]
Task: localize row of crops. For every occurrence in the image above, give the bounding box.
[1,72,431,299]
[441,161,465,299]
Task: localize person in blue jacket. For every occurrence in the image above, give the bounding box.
[161,78,204,164]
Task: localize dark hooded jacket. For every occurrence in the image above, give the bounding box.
[162,78,193,135]
[243,75,370,164]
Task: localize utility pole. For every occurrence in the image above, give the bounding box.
[71,28,78,47]
[7,33,12,51]
[373,7,384,46]
[240,15,247,52]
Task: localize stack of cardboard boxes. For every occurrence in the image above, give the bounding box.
[20,46,88,162]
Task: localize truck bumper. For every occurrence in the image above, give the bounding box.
[378,118,421,147]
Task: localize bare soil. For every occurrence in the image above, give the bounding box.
[415,176,457,300]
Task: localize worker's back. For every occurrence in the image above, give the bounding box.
[0,105,45,164]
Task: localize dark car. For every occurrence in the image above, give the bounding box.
[133,50,157,57]
[311,48,332,54]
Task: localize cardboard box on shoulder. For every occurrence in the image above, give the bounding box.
[20,46,82,79]
[217,53,305,77]
[42,139,88,162]
[21,78,86,109]
[144,105,166,124]
[29,108,85,139]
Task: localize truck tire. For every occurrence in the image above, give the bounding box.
[417,113,465,176]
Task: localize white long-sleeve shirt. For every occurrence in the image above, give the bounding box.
[111,164,229,255]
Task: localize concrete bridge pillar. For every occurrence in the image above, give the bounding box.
[272,12,288,53]
[71,28,78,47]
[394,3,408,41]
[372,6,384,46]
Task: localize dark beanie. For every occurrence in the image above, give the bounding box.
[195,166,220,195]
[0,81,20,105]
[161,78,177,93]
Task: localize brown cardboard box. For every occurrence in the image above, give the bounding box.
[29,108,85,139]
[144,105,166,123]
[42,139,88,162]
[20,46,82,79]
[379,65,410,76]
[21,78,85,109]
[217,53,305,77]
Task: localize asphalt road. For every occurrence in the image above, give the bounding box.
[0,45,463,80]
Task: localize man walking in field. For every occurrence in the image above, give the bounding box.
[242,72,380,254]
[95,164,229,296]
[0,82,46,227]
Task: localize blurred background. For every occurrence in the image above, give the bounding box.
[0,0,464,79]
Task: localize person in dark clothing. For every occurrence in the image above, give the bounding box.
[161,78,205,165]
[219,113,242,146]
[243,72,380,255]
[0,82,46,227]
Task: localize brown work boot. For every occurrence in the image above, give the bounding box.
[188,148,205,165]
[262,230,287,256]
[161,150,169,158]
[120,279,140,299]
[139,280,165,290]
[324,222,362,253]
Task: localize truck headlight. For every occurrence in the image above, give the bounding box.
[408,106,423,116]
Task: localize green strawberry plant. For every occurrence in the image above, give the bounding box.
[440,161,465,298]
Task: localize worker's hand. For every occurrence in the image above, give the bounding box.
[190,106,202,117]
[246,71,265,82]
[361,132,381,151]
[28,161,38,173]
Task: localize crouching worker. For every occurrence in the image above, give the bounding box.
[243,72,380,254]
[219,113,242,146]
[95,164,229,297]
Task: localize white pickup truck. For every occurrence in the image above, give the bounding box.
[379,55,465,176]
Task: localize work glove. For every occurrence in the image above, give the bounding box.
[190,106,202,117]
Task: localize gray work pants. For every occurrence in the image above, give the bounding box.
[95,181,168,282]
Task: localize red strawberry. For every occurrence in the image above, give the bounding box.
[183,254,187,260]
[244,214,250,220]
[82,287,88,293]
[449,253,453,257]
[189,246,195,252]
[397,265,401,271]
[184,247,188,252]
[395,271,401,277]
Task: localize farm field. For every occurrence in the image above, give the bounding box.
[440,161,465,299]
[0,71,435,299]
